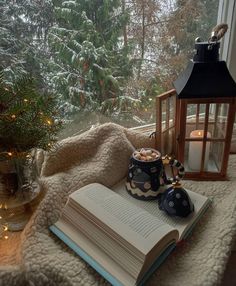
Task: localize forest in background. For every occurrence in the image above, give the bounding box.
[0,0,219,136]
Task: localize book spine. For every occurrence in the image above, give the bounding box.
[138,243,176,286]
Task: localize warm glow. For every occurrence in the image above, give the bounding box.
[189,130,212,171]
[46,120,52,125]
[24,98,28,102]
[190,130,204,138]
[7,152,13,157]
[0,223,8,240]
[11,114,16,119]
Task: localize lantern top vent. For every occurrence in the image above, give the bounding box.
[193,41,220,63]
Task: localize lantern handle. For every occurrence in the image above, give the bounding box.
[209,23,228,43]
[161,155,185,184]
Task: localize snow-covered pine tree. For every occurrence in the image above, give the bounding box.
[0,0,55,89]
[0,0,27,83]
[48,0,136,116]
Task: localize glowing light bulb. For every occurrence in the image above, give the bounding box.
[11,114,16,119]
[7,152,13,157]
[47,120,52,125]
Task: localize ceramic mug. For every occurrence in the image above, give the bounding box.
[126,148,185,201]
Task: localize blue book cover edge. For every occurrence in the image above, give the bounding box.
[138,243,176,286]
[50,225,176,286]
[50,225,123,286]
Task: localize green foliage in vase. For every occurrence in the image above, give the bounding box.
[0,73,63,156]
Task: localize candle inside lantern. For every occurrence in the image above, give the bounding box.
[188,130,211,171]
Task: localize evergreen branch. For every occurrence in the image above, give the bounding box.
[0,74,63,152]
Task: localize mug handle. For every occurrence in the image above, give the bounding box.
[161,155,185,184]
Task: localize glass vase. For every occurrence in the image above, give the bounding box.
[0,152,41,231]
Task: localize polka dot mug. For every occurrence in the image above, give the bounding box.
[125,148,185,201]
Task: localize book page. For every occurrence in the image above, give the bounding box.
[63,203,144,278]
[113,180,210,241]
[54,220,137,286]
[70,183,178,255]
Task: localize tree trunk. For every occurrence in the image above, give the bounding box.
[138,2,145,79]
[122,0,128,48]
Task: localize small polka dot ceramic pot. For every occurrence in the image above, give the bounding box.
[158,184,194,217]
[126,148,185,201]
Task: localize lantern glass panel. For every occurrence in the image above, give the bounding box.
[184,142,194,172]
[161,128,175,155]
[186,104,197,138]
[185,103,206,138]
[202,140,216,172]
[185,137,210,172]
[208,141,225,172]
[169,96,175,128]
[184,141,205,172]
[161,99,167,130]
[209,103,229,139]
[184,138,222,173]
[161,96,176,131]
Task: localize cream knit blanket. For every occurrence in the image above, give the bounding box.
[1,123,236,286]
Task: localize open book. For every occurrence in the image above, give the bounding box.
[50,181,210,286]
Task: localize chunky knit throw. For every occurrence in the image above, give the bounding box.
[0,123,236,286]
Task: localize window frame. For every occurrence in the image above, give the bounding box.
[218,0,236,81]
[133,1,236,136]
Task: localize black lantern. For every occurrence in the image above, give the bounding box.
[156,38,236,180]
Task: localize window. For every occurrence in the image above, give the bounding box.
[0,1,222,139]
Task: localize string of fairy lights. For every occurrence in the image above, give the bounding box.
[0,215,8,240]
[0,76,63,239]
[0,151,31,160]
[0,113,54,161]
[0,93,60,156]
